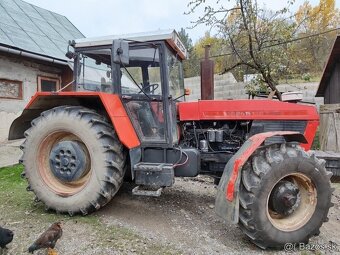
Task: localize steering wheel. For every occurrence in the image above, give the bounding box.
[138,83,159,94]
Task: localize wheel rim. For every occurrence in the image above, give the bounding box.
[266,173,317,232]
[37,131,92,197]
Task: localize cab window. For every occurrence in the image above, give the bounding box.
[120,46,162,96]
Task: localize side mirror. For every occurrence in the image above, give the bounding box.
[112,39,129,65]
[65,40,76,59]
[65,51,76,59]
[106,70,111,78]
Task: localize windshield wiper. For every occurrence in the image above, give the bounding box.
[118,55,152,100]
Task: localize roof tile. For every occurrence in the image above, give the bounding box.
[0,0,84,61]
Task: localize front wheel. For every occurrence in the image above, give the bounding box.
[238,143,332,249]
[21,106,126,215]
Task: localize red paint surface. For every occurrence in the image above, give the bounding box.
[100,93,140,148]
[226,131,301,201]
[25,92,140,149]
[302,120,319,151]
[178,100,319,121]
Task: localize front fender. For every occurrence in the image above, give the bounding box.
[9,92,140,149]
[215,131,307,224]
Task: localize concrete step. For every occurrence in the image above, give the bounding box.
[0,144,22,168]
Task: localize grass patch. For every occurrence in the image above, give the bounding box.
[0,165,180,254]
[0,165,33,212]
[0,164,23,184]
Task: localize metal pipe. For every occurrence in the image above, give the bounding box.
[200,44,214,100]
[0,45,68,66]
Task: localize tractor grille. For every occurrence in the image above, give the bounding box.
[250,120,307,145]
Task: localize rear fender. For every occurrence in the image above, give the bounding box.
[8,92,140,149]
[215,131,307,224]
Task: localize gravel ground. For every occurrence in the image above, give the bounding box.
[97,177,340,255]
[1,167,339,255]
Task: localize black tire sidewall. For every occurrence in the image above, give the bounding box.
[252,155,331,245]
[24,109,118,213]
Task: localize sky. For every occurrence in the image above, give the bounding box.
[24,0,339,43]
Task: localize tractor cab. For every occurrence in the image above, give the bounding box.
[69,30,187,147]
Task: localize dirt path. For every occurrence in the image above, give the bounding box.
[1,165,339,255]
[98,177,340,255]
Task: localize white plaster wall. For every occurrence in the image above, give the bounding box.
[0,55,62,142]
[0,111,20,144]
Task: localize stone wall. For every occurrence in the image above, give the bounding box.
[276,83,324,106]
[184,73,246,101]
[0,54,63,143]
[184,74,323,106]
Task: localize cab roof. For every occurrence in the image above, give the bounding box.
[74,29,187,60]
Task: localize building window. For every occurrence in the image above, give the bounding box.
[37,76,61,92]
[0,79,23,99]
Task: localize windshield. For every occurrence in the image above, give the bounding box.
[121,45,165,142]
[167,47,184,100]
[121,45,162,96]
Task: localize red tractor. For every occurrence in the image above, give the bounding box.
[9,30,332,249]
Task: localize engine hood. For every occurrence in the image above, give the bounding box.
[177,100,319,121]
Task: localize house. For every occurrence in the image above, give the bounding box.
[316,34,340,103]
[0,0,84,142]
[315,34,340,152]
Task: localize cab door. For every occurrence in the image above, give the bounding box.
[119,43,171,147]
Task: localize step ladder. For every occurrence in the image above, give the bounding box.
[132,186,163,197]
[132,162,174,196]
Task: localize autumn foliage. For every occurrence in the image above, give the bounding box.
[183,0,340,99]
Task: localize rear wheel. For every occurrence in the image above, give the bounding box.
[238,143,333,249]
[21,106,126,215]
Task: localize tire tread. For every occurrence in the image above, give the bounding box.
[21,106,126,216]
[238,143,332,249]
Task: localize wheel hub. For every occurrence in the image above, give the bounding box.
[49,141,89,183]
[269,180,301,216]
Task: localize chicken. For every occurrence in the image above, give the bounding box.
[0,226,14,249]
[28,222,62,255]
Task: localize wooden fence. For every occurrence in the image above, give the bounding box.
[320,104,340,152]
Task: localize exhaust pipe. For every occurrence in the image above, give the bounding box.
[200,45,214,100]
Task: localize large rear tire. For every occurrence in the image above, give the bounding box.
[21,106,126,215]
[238,143,333,249]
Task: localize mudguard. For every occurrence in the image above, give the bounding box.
[8,92,140,149]
[215,131,308,224]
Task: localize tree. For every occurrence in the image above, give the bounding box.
[193,32,226,73]
[294,0,340,72]
[296,0,339,31]
[179,30,229,78]
[187,0,305,100]
[178,28,199,77]
[178,28,193,52]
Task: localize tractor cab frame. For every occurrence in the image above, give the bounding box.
[70,30,187,149]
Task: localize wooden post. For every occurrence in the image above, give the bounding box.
[319,104,340,152]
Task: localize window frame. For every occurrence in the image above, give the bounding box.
[0,79,23,100]
[37,76,61,92]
